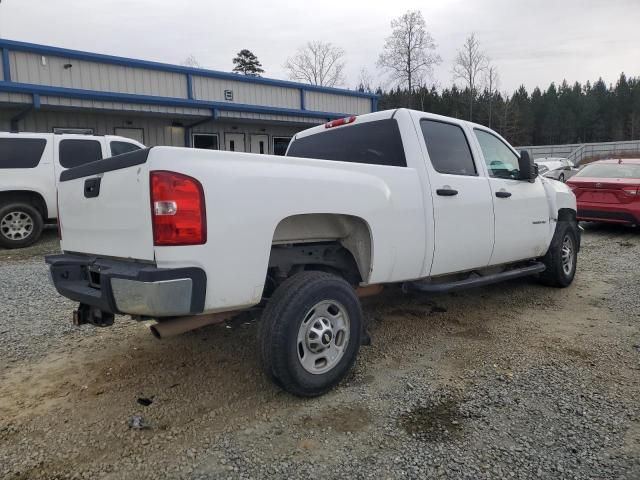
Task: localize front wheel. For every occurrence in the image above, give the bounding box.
[258,271,362,397]
[0,202,44,249]
[539,221,578,287]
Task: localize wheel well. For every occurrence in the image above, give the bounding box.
[558,208,576,223]
[0,191,48,220]
[271,214,373,284]
[557,208,580,251]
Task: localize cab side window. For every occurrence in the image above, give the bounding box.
[474,130,520,179]
[59,140,103,169]
[420,120,477,176]
[110,141,141,156]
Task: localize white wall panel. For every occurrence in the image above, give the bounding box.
[193,76,300,109]
[304,91,372,115]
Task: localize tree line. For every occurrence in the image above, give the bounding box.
[378,74,640,146]
[181,9,639,147]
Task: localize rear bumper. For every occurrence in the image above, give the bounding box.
[45,254,206,317]
[576,203,640,224]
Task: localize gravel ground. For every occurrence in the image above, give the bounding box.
[1,223,639,479]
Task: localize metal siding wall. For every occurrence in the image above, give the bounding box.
[10,51,187,98]
[304,91,371,115]
[193,76,299,109]
[220,111,323,124]
[10,110,186,146]
[0,92,31,105]
[38,96,209,116]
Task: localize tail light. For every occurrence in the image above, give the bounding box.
[150,171,206,246]
[325,116,356,129]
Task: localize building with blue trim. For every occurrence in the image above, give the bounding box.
[0,39,377,154]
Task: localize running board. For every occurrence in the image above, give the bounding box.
[406,262,546,294]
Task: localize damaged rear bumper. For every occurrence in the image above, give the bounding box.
[45,254,206,318]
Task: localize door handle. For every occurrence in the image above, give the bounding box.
[436,188,458,196]
[495,190,512,198]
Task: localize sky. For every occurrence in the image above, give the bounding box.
[0,0,638,94]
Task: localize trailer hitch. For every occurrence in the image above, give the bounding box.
[73,303,115,327]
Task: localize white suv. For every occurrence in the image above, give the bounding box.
[0,132,144,248]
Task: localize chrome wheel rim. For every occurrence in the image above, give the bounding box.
[0,211,34,241]
[297,300,350,375]
[561,234,574,276]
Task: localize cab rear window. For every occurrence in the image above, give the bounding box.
[287,119,407,167]
[0,138,47,168]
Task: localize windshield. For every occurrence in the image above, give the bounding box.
[575,163,640,179]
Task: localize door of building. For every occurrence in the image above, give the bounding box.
[225,133,245,152]
[250,134,269,154]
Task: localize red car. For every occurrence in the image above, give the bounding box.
[566,158,640,225]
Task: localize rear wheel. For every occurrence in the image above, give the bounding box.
[0,202,43,249]
[559,173,565,182]
[539,221,578,287]
[258,271,362,397]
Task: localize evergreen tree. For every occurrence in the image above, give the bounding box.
[232,49,264,76]
[376,72,640,146]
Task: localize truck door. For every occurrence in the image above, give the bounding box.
[418,119,495,276]
[472,128,550,264]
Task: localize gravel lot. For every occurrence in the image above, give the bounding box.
[1,224,639,479]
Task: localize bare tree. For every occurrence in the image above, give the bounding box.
[356,68,374,93]
[284,41,346,87]
[181,55,201,68]
[377,10,441,102]
[453,33,488,120]
[485,64,500,128]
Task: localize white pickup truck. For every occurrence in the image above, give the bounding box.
[0,132,144,248]
[46,109,579,397]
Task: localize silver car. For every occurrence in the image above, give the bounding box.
[535,157,577,182]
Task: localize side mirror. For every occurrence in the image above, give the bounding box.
[518,150,537,182]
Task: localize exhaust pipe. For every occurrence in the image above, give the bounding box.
[150,312,230,339]
[356,284,384,298]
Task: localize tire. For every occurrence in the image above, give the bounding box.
[0,202,44,249]
[539,221,578,287]
[258,271,362,397]
[559,173,565,182]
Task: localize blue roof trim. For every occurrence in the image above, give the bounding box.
[0,81,349,120]
[1,48,10,82]
[0,38,378,100]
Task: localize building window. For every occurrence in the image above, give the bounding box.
[192,133,219,150]
[272,137,292,156]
